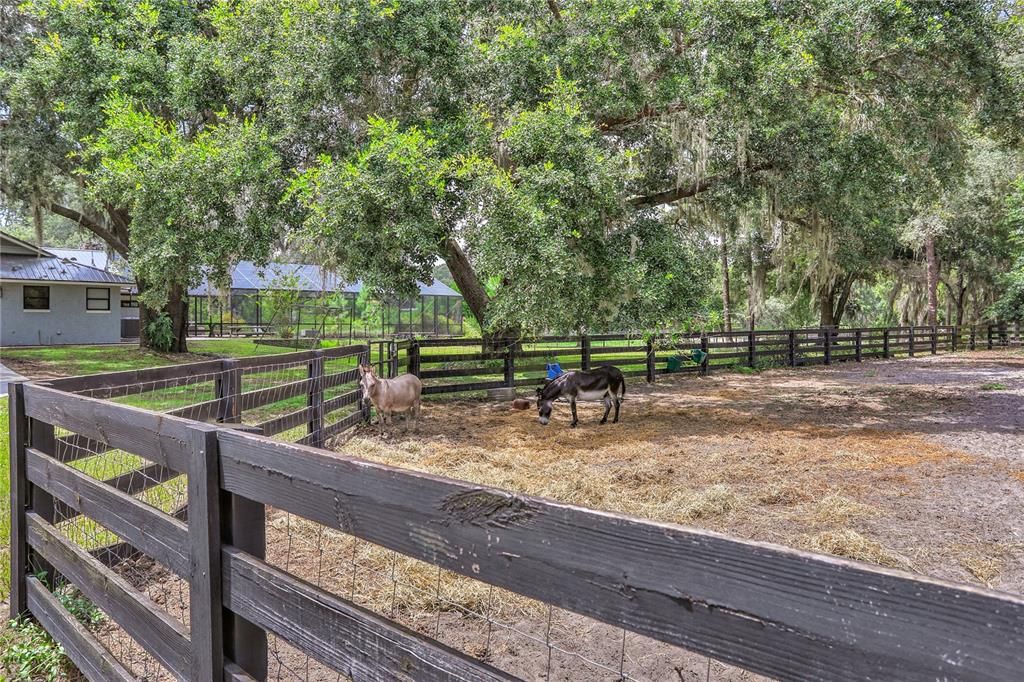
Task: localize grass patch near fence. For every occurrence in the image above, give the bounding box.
[1,338,290,380]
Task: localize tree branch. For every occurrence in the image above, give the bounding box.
[0,182,129,255]
[546,0,561,21]
[597,102,687,132]
[628,163,772,210]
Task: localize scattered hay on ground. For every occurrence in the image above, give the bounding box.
[801,529,911,569]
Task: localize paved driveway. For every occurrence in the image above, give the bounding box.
[0,361,27,396]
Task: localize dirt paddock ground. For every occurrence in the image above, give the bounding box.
[331,349,1022,679]
[112,349,1024,680]
[350,349,1024,589]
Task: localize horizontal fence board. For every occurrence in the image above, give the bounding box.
[63,373,218,402]
[27,513,191,680]
[324,411,364,437]
[27,577,136,682]
[324,344,371,359]
[167,397,222,422]
[23,385,191,473]
[223,548,513,681]
[587,345,646,355]
[256,408,314,437]
[420,366,503,379]
[218,431,1024,682]
[51,462,179,521]
[515,362,583,374]
[514,348,582,359]
[42,360,225,394]
[420,352,505,363]
[422,381,507,395]
[237,350,317,371]
[239,378,312,412]
[26,448,190,578]
[322,368,359,390]
[323,390,361,415]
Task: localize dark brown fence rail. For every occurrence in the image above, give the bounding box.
[8,371,1024,681]
[6,321,1023,679]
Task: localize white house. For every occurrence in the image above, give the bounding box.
[0,232,133,346]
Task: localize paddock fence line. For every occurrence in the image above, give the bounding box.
[8,378,1024,682]
[5,321,1020,636]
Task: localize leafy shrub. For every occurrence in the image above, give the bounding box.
[145,312,176,351]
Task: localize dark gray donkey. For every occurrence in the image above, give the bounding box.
[536,366,626,427]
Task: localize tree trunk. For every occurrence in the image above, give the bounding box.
[819,288,836,328]
[955,271,966,327]
[442,238,490,329]
[720,229,732,332]
[924,235,938,327]
[833,275,855,327]
[138,280,189,353]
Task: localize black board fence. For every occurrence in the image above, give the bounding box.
[8,375,1024,681]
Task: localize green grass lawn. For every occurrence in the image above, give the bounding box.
[1,338,292,380]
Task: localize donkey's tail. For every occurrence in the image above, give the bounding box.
[619,376,627,397]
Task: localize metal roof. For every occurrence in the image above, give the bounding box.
[0,254,133,285]
[48,247,113,271]
[31,240,462,298]
[188,261,462,298]
[0,232,52,257]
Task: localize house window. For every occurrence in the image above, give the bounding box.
[121,292,139,308]
[23,285,50,311]
[86,287,111,311]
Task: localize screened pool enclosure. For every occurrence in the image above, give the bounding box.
[186,261,464,339]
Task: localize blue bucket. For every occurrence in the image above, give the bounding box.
[545,362,563,380]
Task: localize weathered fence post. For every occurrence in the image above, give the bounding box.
[747,331,756,368]
[930,326,938,355]
[788,330,796,367]
[646,336,657,383]
[308,349,325,447]
[217,359,242,423]
[908,327,915,357]
[969,325,976,351]
[882,328,890,358]
[408,339,420,378]
[580,335,591,371]
[700,334,710,376]
[221,484,268,680]
[987,324,994,350]
[9,382,29,620]
[823,328,831,365]
[1000,321,1008,347]
[855,329,862,362]
[188,425,224,681]
[504,343,515,389]
[388,340,399,378]
[952,326,958,352]
[29,418,56,584]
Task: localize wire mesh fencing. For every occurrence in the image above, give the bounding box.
[261,507,762,681]
[36,423,191,681]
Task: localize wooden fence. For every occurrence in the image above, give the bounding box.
[6,320,1024,680]
[8,377,1024,681]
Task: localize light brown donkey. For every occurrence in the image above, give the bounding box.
[358,364,423,434]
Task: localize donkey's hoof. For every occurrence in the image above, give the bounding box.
[599,419,607,425]
[570,422,578,429]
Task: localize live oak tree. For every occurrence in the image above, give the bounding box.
[3,0,1021,338]
[0,0,284,350]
